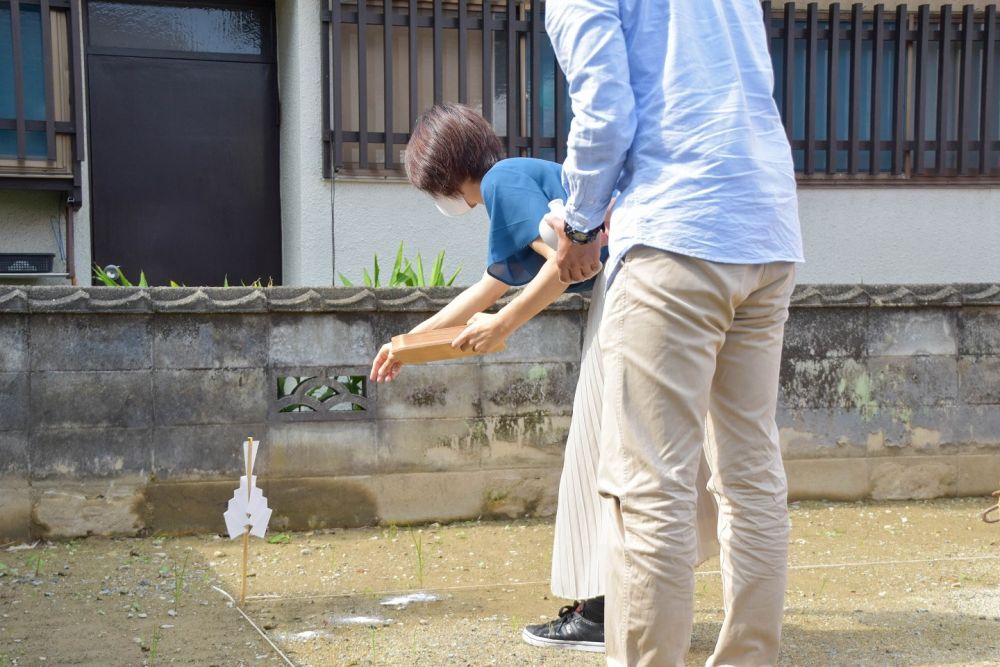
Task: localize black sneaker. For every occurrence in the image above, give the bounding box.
[521,601,605,653]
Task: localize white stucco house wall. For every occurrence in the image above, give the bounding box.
[1,0,998,288]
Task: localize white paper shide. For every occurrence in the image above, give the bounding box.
[223,438,272,540]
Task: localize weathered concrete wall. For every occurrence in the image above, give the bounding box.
[780,286,1000,501]
[1,283,999,540]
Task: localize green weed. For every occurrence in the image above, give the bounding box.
[172,553,189,605]
[409,528,425,588]
[339,242,461,288]
[26,552,45,578]
[368,626,378,665]
[93,264,272,288]
[147,628,161,666]
[93,263,148,287]
[266,532,291,545]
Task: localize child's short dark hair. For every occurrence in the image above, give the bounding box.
[405,104,504,196]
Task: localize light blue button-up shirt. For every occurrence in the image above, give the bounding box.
[546,0,804,279]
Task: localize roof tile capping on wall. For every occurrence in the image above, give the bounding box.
[0,283,998,539]
[795,1,994,9]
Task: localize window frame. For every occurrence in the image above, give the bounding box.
[324,1,1000,185]
[0,0,84,205]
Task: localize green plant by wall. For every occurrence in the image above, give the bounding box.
[92,264,274,288]
[93,264,148,287]
[338,242,461,288]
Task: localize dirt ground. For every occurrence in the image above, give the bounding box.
[1,498,998,666]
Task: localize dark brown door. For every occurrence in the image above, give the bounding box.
[86,0,281,286]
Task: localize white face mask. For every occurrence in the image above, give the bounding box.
[432,193,473,217]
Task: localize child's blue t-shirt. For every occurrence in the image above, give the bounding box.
[480,157,607,293]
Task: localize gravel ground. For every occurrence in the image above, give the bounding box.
[1,498,998,666]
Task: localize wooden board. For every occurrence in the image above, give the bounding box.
[390,325,504,364]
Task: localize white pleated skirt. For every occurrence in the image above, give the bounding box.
[550,271,721,600]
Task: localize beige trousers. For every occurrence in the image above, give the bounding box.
[599,247,795,667]
[551,270,719,600]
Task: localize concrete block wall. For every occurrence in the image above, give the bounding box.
[780,287,1000,501]
[1,283,998,540]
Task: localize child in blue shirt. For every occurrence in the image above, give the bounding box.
[370,104,606,378]
[369,103,718,653]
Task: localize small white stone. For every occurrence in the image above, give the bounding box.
[167,609,177,617]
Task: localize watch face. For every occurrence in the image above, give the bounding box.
[564,222,599,244]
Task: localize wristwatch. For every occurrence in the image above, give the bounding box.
[564,222,602,245]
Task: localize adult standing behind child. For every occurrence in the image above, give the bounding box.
[370,103,720,654]
[544,1,804,665]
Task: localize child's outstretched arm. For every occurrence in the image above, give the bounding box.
[451,239,571,354]
[370,272,510,382]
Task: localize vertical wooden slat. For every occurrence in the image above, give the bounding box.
[40,0,55,161]
[957,4,975,174]
[458,0,467,103]
[506,0,517,156]
[11,0,27,160]
[530,0,541,158]
[913,4,930,174]
[891,4,907,175]
[383,0,393,169]
[804,3,818,174]
[848,3,863,174]
[332,0,343,170]
[935,4,953,174]
[482,2,493,122]
[980,4,997,175]
[827,2,840,174]
[358,0,369,169]
[408,0,418,128]
[68,0,84,164]
[870,4,885,175]
[782,2,795,143]
[555,57,566,163]
[433,0,443,104]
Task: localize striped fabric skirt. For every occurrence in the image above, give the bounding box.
[550,270,721,600]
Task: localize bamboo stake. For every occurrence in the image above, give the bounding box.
[239,437,255,607]
[240,526,250,605]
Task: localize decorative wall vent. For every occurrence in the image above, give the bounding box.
[273,369,373,420]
